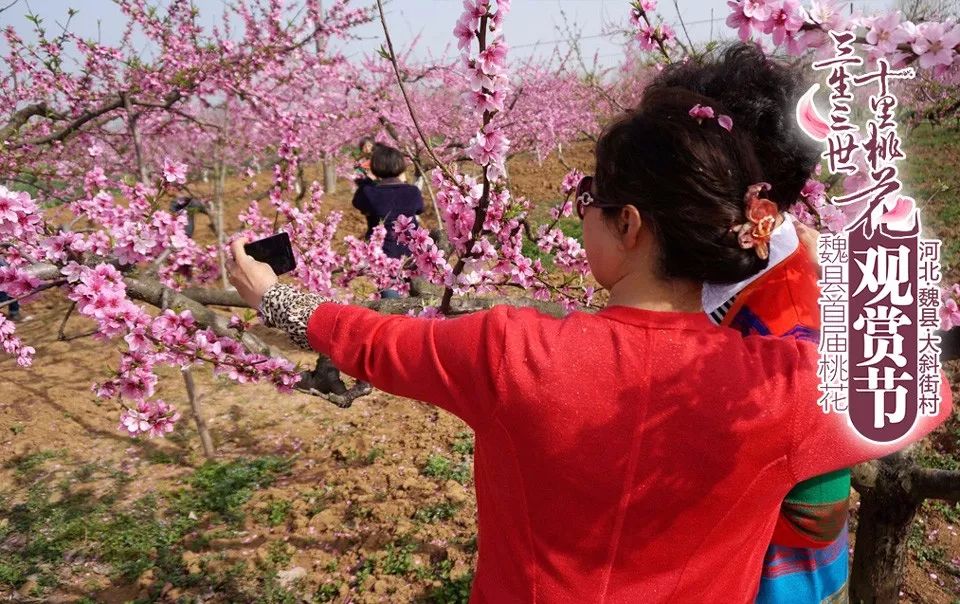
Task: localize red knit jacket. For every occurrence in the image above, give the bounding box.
[306,303,952,603]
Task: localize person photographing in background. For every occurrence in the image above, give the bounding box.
[351,143,424,298]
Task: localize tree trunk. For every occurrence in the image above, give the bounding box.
[182,367,215,459]
[314,1,336,198]
[322,159,337,194]
[123,92,150,184]
[412,155,443,232]
[215,158,228,288]
[850,453,923,604]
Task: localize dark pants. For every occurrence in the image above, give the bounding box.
[0,291,19,314]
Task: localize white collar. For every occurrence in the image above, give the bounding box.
[701,214,800,314]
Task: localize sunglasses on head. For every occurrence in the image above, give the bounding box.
[574,175,622,219]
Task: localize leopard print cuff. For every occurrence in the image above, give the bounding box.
[259,283,327,350]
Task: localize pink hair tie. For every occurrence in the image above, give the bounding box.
[689,104,734,132]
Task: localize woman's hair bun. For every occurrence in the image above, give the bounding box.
[594,86,771,283]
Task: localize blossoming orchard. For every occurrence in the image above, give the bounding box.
[2,0,960,601]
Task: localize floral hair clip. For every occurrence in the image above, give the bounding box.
[689,104,734,132]
[730,182,777,260]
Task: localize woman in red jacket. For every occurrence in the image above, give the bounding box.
[227,88,951,603]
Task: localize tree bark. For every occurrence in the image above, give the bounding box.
[182,367,215,459]
[215,157,228,288]
[123,92,150,183]
[938,324,960,361]
[322,159,337,194]
[0,102,60,141]
[910,467,960,501]
[850,453,924,604]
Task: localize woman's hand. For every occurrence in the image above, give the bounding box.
[227,238,279,309]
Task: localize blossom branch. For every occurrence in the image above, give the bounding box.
[374,0,456,182]
[9,91,183,149]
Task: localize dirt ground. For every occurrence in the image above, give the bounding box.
[2,139,960,603]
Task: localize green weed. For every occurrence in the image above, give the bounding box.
[421,454,471,485]
[413,501,460,523]
[451,432,475,456]
[382,541,415,576]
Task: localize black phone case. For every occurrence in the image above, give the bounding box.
[244,232,297,275]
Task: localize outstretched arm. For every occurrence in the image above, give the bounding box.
[227,239,511,428]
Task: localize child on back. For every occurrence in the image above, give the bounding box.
[352,137,375,183]
[651,44,848,604]
[228,87,952,603]
[351,143,424,260]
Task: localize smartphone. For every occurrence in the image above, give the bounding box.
[244,232,297,275]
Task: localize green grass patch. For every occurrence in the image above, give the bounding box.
[352,557,376,592]
[365,447,385,465]
[301,486,336,516]
[315,579,344,602]
[421,454,471,485]
[381,541,416,576]
[908,522,947,567]
[172,456,292,524]
[915,447,960,471]
[263,499,292,527]
[5,449,65,480]
[902,123,960,270]
[264,540,293,568]
[0,455,292,598]
[424,559,473,604]
[413,501,460,524]
[451,432,475,456]
[927,500,960,525]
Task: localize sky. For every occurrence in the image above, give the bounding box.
[0,0,899,70]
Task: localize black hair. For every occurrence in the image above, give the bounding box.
[647,43,820,211]
[595,86,769,284]
[370,143,406,178]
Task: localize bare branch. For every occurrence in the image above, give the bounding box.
[56,301,77,341]
[123,92,150,183]
[295,354,372,407]
[183,367,216,459]
[13,95,124,148]
[851,452,960,502]
[672,0,697,56]
[910,467,960,501]
[25,261,568,414]
[374,0,456,182]
[177,284,568,317]
[11,90,182,149]
[0,102,63,141]
[0,0,22,15]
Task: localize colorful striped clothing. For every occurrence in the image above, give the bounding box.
[704,216,850,604]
